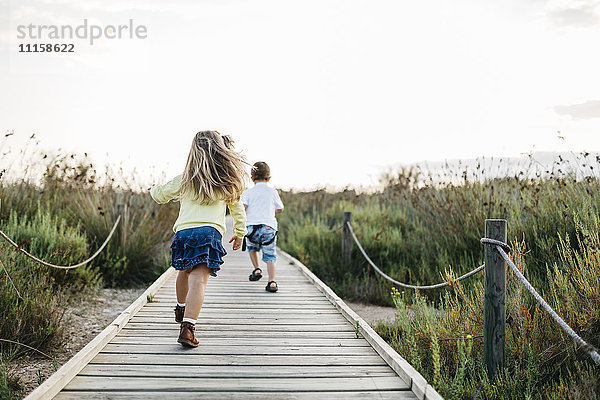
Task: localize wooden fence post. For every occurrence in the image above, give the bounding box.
[342,212,352,269]
[483,219,507,379]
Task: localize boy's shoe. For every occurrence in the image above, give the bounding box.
[249,267,263,281]
[174,305,185,323]
[177,322,199,347]
[265,281,278,293]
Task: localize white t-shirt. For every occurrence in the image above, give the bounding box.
[241,182,284,230]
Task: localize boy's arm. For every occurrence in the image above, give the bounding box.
[228,200,248,238]
[150,175,182,204]
[274,190,284,214]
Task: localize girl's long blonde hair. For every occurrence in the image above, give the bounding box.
[180,131,248,204]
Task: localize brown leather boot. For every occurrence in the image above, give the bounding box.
[174,305,185,323]
[177,322,199,347]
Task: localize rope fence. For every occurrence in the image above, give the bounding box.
[328,224,344,233]
[346,222,484,290]
[0,215,121,270]
[0,215,121,357]
[336,213,600,373]
[0,338,52,359]
[483,238,600,365]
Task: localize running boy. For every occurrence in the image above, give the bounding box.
[242,161,284,292]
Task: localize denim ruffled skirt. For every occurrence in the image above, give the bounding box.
[170,226,226,277]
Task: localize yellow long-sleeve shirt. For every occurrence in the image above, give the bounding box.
[150,174,247,238]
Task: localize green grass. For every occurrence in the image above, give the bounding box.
[278,164,600,306]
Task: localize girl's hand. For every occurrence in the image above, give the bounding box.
[229,235,242,250]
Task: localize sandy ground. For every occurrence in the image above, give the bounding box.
[10,289,397,398]
[346,301,398,326]
[10,287,145,398]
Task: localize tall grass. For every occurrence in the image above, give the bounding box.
[0,136,178,397]
[277,153,600,398]
[0,138,178,287]
[278,156,600,305]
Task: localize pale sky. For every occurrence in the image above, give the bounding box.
[1,0,600,189]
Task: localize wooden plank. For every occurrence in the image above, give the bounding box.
[162,283,318,288]
[109,337,370,346]
[163,284,317,289]
[151,297,332,303]
[55,390,417,399]
[25,267,177,400]
[78,364,394,377]
[133,312,344,318]
[160,288,323,295]
[153,297,332,303]
[136,309,340,315]
[154,295,328,300]
[100,343,378,356]
[91,353,388,366]
[122,323,355,332]
[63,376,410,391]
[142,303,335,309]
[117,329,361,339]
[128,316,349,324]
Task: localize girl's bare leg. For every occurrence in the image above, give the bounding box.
[176,270,190,304]
[184,264,211,320]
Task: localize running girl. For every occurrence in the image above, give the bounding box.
[150,131,247,347]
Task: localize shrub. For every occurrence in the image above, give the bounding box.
[1,208,100,288]
[70,188,176,287]
[375,213,600,399]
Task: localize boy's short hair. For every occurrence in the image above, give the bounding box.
[251,161,270,181]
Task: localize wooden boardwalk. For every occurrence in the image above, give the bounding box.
[29,230,440,399]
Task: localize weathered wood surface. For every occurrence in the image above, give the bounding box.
[55,391,417,399]
[484,219,507,379]
[51,239,418,399]
[342,211,353,269]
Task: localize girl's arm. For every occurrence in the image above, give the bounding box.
[227,200,247,238]
[150,175,182,204]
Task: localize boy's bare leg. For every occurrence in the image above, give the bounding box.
[249,251,260,269]
[184,264,211,319]
[176,270,190,304]
[266,262,276,283]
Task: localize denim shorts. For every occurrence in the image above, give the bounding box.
[246,224,277,263]
[170,226,226,277]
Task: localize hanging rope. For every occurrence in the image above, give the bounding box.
[0,338,52,359]
[481,237,600,365]
[328,224,344,233]
[346,222,484,290]
[0,215,121,270]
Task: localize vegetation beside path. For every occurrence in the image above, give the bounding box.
[277,155,600,399]
[0,140,177,398]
